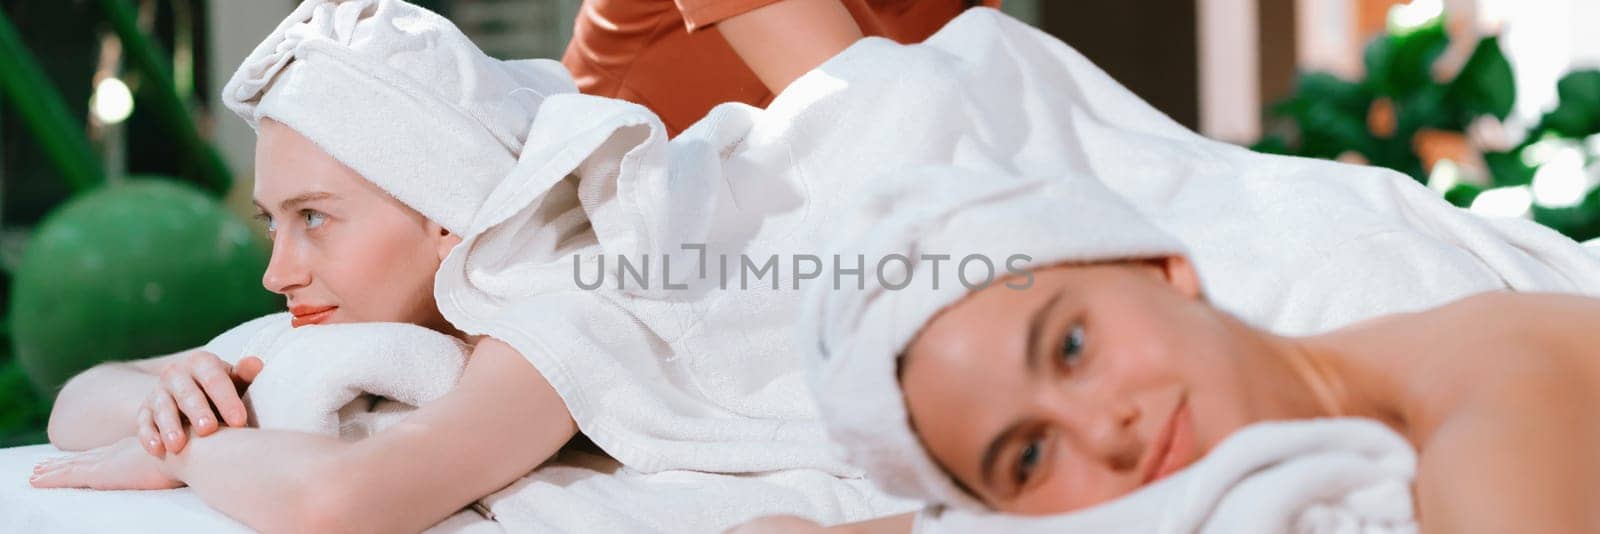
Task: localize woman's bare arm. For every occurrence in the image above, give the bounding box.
[717,0,864,94]
[47,351,188,450]
[162,338,578,533]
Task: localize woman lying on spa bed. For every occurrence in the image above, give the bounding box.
[32,0,900,531]
[741,170,1600,534]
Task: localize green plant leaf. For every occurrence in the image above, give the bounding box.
[1364,18,1450,99]
[1443,182,1484,207]
[1533,187,1600,242]
[1250,134,1294,155]
[1396,83,1455,134]
[1447,36,1516,121]
[1272,72,1375,158]
[1483,150,1537,187]
[1538,70,1600,138]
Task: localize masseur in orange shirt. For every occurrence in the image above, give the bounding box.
[563,0,999,136]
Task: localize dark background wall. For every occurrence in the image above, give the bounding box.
[1038,0,1201,130]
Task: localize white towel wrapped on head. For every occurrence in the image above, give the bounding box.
[221,0,575,233]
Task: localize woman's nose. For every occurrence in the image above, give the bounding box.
[1058,395,1143,472]
[261,234,310,294]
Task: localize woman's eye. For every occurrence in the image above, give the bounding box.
[255,213,276,234]
[1014,439,1043,486]
[1061,324,1086,365]
[303,210,326,229]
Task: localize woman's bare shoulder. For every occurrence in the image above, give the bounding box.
[1357,291,1600,442]
[1444,291,1600,333]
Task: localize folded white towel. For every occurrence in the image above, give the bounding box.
[221,0,575,234]
[917,419,1417,534]
[203,314,469,440]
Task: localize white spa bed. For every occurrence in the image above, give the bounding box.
[0,444,501,533]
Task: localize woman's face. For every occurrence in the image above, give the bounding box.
[253,119,460,331]
[900,258,1270,515]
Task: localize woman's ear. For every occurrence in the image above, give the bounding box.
[431,224,463,262]
[1155,255,1204,301]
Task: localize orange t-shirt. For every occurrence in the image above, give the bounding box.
[562,0,999,135]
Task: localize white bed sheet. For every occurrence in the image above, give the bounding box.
[0,445,249,533]
[0,444,500,533]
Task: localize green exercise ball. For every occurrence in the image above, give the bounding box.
[11,178,280,394]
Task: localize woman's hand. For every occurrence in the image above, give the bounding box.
[30,437,183,490]
[138,351,263,456]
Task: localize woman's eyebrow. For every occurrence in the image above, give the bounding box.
[278,192,337,211]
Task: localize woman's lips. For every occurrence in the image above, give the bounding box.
[289,305,337,327]
[1143,399,1195,485]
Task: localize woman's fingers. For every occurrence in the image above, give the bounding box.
[162,367,217,436]
[29,453,89,488]
[191,357,247,428]
[29,460,73,488]
[234,355,264,385]
[136,406,165,457]
[150,391,188,454]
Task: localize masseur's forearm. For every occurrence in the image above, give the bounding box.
[718,0,863,94]
[165,338,578,533]
[48,356,172,450]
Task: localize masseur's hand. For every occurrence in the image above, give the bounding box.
[30,436,183,490]
[137,351,263,456]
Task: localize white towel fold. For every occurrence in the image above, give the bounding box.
[221,0,575,233]
[202,314,470,440]
[917,419,1417,534]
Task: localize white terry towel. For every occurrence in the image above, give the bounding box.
[221,0,575,234]
[202,313,470,440]
[918,419,1416,534]
[432,6,1600,491]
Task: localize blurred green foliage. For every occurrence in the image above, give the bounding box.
[1255,13,1600,243]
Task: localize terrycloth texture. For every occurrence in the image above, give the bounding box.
[916,419,1417,534]
[802,167,1187,509]
[431,7,1600,504]
[201,314,471,439]
[477,449,913,533]
[221,0,575,233]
